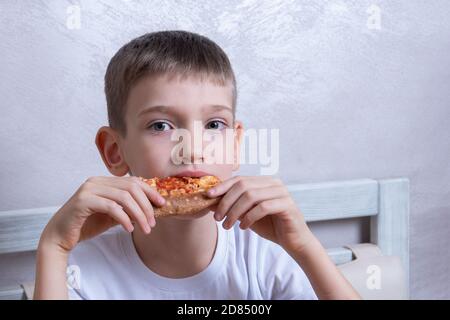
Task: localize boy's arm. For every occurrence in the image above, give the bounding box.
[34,237,70,300]
[33,176,163,300]
[287,232,361,300]
[207,175,361,300]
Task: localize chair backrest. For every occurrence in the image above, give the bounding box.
[0,177,409,299]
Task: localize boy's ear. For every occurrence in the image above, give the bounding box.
[232,120,244,172]
[95,126,130,177]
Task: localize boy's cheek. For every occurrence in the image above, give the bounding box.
[204,164,234,182]
[128,147,174,178]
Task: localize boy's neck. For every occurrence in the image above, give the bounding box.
[131,212,218,278]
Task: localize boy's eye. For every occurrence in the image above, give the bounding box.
[205,120,226,130]
[148,121,173,132]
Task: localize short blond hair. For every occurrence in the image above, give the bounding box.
[104,30,237,137]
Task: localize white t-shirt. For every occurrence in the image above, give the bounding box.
[67,222,317,300]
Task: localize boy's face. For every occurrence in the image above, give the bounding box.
[96,73,243,219]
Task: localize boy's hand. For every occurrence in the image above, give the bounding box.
[208,176,315,254]
[40,176,165,254]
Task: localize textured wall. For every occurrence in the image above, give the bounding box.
[0,0,449,299]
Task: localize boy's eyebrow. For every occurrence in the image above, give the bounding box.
[137,105,175,117]
[137,104,232,117]
[205,104,232,112]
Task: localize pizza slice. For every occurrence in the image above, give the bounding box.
[139,175,221,217]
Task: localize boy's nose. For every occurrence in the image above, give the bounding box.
[182,121,208,164]
[180,136,204,164]
[187,148,204,164]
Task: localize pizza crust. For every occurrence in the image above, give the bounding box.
[154,193,221,217]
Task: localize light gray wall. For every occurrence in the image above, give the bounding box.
[1,0,449,299]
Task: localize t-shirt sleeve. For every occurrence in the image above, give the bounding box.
[258,242,318,300]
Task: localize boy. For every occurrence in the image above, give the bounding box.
[34,31,360,300]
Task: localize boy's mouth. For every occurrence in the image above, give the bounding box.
[174,170,212,178]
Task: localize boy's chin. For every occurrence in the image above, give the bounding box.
[167,208,214,221]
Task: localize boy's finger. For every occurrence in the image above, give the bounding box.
[214,178,277,220]
[93,185,151,234]
[96,176,165,207]
[123,180,157,228]
[222,186,288,228]
[87,195,134,233]
[239,198,287,230]
[135,179,166,206]
[93,176,163,227]
[207,176,276,198]
[206,176,242,197]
